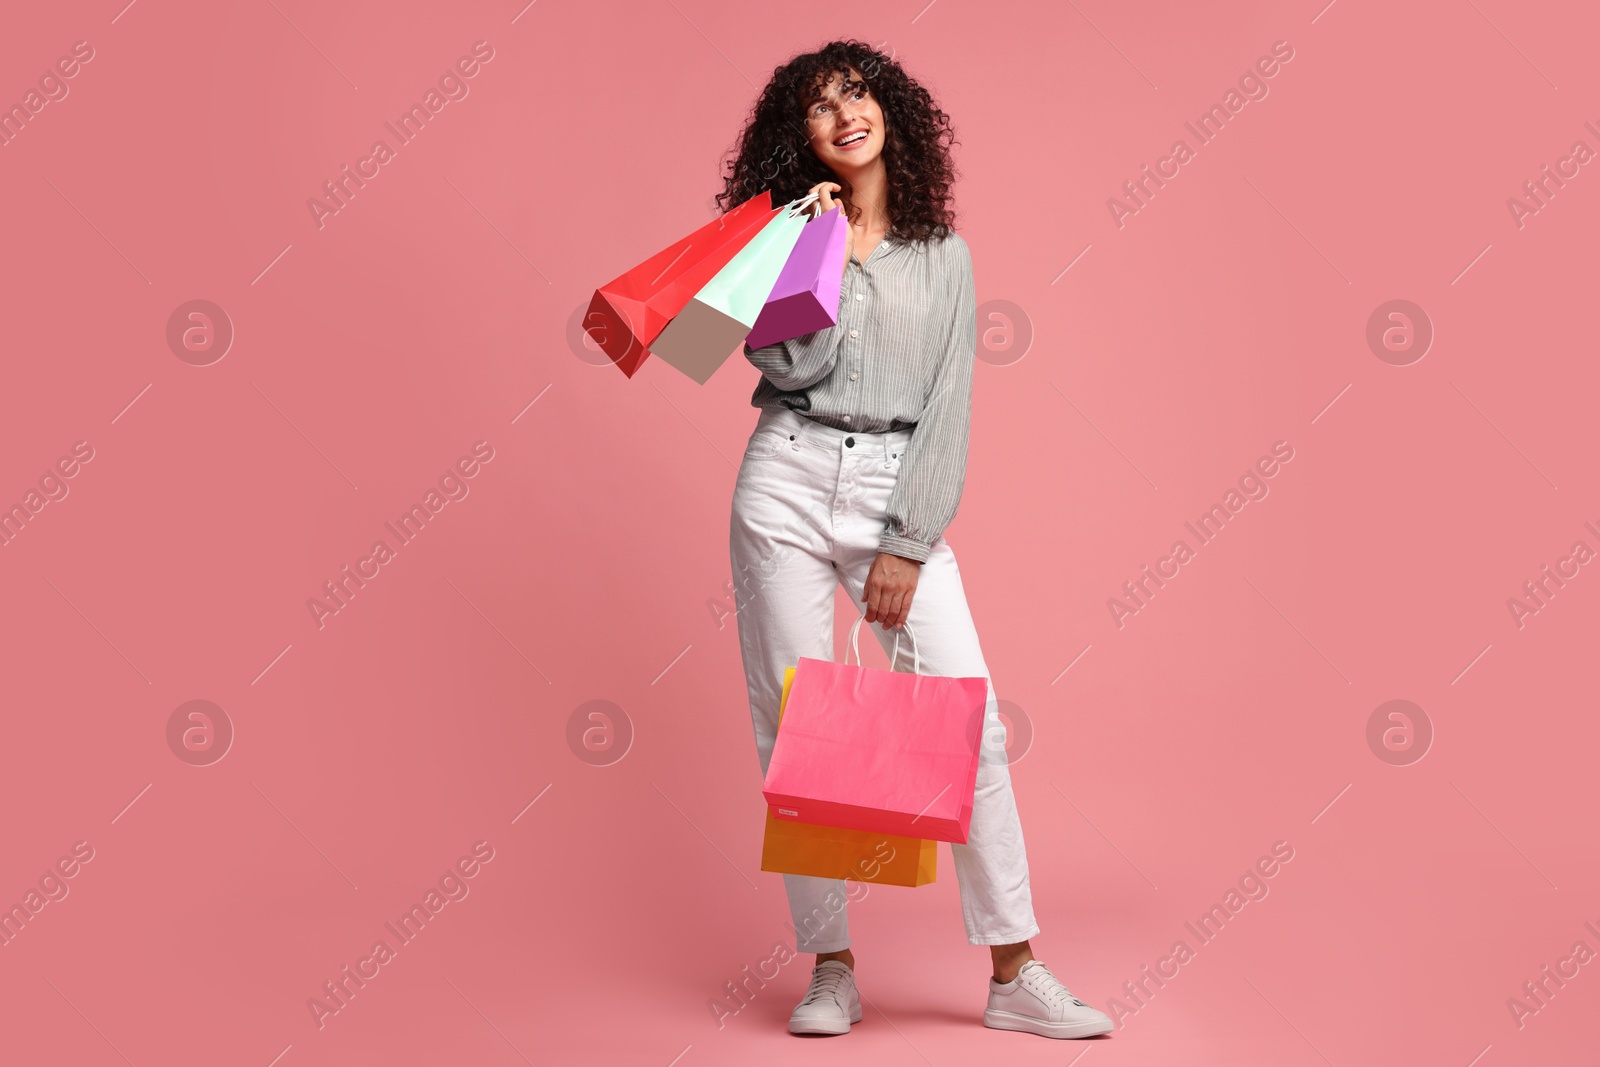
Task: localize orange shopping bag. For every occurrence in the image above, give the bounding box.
[760,666,937,887]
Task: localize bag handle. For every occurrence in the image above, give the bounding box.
[844,613,921,674]
[783,191,822,219]
[805,199,837,221]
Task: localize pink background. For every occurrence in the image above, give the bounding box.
[2,0,1597,1064]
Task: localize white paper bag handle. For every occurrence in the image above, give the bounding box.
[844,612,921,674]
[782,191,822,219]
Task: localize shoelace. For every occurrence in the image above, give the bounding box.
[1019,963,1087,1009]
[800,965,851,1007]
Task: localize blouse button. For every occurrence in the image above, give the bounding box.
[855,293,864,301]
[849,329,859,338]
[849,372,858,381]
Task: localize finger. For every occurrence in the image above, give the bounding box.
[895,589,914,631]
[860,582,878,624]
[869,584,889,626]
[883,591,905,630]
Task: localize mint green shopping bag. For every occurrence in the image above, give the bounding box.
[647,193,820,384]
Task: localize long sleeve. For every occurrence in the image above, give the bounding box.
[878,237,976,563]
[741,283,849,390]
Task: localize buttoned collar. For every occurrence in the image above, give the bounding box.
[853,233,903,270]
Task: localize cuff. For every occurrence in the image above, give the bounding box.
[877,531,933,563]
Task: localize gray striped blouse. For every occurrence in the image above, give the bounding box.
[741,231,976,564]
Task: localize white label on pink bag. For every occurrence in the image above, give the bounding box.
[778,808,798,817]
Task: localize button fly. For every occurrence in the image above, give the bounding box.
[845,436,855,447]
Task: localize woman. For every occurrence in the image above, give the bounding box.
[722,41,1113,1040]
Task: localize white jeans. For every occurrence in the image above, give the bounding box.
[729,404,1040,952]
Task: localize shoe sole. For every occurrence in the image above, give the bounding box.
[789,1003,862,1035]
[983,1008,1113,1038]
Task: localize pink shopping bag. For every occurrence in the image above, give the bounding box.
[743,203,849,351]
[762,614,989,844]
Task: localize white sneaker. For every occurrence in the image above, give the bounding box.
[788,960,861,1035]
[984,959,1113,1039]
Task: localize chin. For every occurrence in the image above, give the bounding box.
[829,147,883,171]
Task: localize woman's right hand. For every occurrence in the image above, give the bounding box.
[809,181,854,274]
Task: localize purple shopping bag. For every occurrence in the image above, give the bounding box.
[743,205,849,350]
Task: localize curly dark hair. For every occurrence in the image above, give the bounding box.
[714,39,958,243]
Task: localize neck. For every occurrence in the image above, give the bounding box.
[836,158,890,231]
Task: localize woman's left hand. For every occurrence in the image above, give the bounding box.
[862,551,921,630]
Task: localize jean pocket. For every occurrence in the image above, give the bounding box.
[743,429,789,460]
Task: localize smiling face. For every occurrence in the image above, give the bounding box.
[803,68,886,175]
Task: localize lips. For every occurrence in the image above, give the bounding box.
[833,130,869,148]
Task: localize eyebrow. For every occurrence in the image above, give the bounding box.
[803,75,865,108]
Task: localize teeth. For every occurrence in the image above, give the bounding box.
[835,131,867,146]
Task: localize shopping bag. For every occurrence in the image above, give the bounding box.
[646,192,820,384]
[584,190,777,378]
[760,665,937,887]
[744,204,849,350]
[763,615,989,844]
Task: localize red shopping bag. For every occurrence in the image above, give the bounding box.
[762,615,989,844]
[584,191,777,377]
